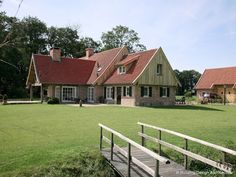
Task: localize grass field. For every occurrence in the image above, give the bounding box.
[0,104,236,176]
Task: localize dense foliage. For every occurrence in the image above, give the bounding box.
[175,69,201,95]
[101,25,146,52]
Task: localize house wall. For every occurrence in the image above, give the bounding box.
[136,48,178,86]
[134,85,176,106]
[216,86,236,103]
[79,86,87,101]
[121,86,135,106]
[94,85,103,103]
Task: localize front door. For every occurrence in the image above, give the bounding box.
[116,87,121,104]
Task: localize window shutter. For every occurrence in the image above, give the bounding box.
[149,87,152,97]
[112,87,115,99]
[123,87,126,96]
[167,87,170,97]
[141,86,144,97]
[104,87,106,98]
[129,86,132,97]
[160,87,163,97]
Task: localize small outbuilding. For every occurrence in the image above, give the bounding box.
[195,66,236,103]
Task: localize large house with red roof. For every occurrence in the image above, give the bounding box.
[195,66,236,103]
[26,46,180,106]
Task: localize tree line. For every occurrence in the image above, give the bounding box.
[0,11,201,98]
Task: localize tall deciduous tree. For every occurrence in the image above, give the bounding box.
[47,26,80,57]
[101,25,146,52]
[175,69,201,95]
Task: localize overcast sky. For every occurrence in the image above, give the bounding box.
[1,0,236,73]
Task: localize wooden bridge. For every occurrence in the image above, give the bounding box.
[99,123,236,177]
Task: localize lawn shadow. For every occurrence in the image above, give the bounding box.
[143,105,224,112]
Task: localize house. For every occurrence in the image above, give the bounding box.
[26,46,180,106]
[195,66,236,103]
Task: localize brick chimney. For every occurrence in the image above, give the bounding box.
[50,47,61,62]
[86,48,94,58]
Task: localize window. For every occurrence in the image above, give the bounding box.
[118,66,126,74]
[62,86,76,102]
[106,87,114,99]
[141,86,152,97]
[123,86,132,97]
[55,86,60,99]
[87,87,94,102]
[160,87,170,97]
[157,64,162,75]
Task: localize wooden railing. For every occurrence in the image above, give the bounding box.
[138,122,236,175]
[99,123,170,177]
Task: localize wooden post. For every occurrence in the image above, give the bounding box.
[222,151,226,177]
[184,138,188,169]
[141,125,145,146]
[158,130,162,155]
[223,85,226,105]
[30,85,33,101]
[99,127,103,150]
[155,160,160,177]
[40,84,43,103]
[127,143,131,177]
[111,133,114,161]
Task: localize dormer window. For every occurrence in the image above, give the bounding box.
[118,66,126,74]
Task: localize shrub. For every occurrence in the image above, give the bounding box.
[184,91,192,98]
[47,97,59,104]
[13,151,116,177]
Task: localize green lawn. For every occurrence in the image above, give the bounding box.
[0,104,236,176]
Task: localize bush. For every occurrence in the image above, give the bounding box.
[184,91,192,98]
[13,151,116,177]
[47,97,59,104]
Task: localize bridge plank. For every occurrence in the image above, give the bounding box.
[102,147,200,177]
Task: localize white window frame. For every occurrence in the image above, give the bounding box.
[143,86,149,97]
[106,86,113,100]
[161,87,168,97]
[87,87,95,103]
[62,86,77,102]
[118,66,126,74]
[125,86,132,97]
[55,86,60,99]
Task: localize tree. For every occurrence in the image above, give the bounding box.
[175,69,201,95]
[101,25,146,52]
[77,37,101,57]
[47,26,80,57]
[20,16,48,55]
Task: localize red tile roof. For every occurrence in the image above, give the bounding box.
[116,55,140,66]
[86,48,122,84]
[33,55,95,85]
[195,66,236,89]
[104,49,157,85]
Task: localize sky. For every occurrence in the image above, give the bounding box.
[1,0,236,73]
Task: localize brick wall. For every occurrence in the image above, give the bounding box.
[135,85,176,106]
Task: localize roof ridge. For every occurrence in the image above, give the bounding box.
[128,48,158,56]
[205,66,236,70]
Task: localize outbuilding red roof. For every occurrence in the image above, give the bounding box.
[195,66,236,89]
[104,49,157,85]
[33,55,95,85]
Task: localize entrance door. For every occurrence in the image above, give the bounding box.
[116,87,121,104]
